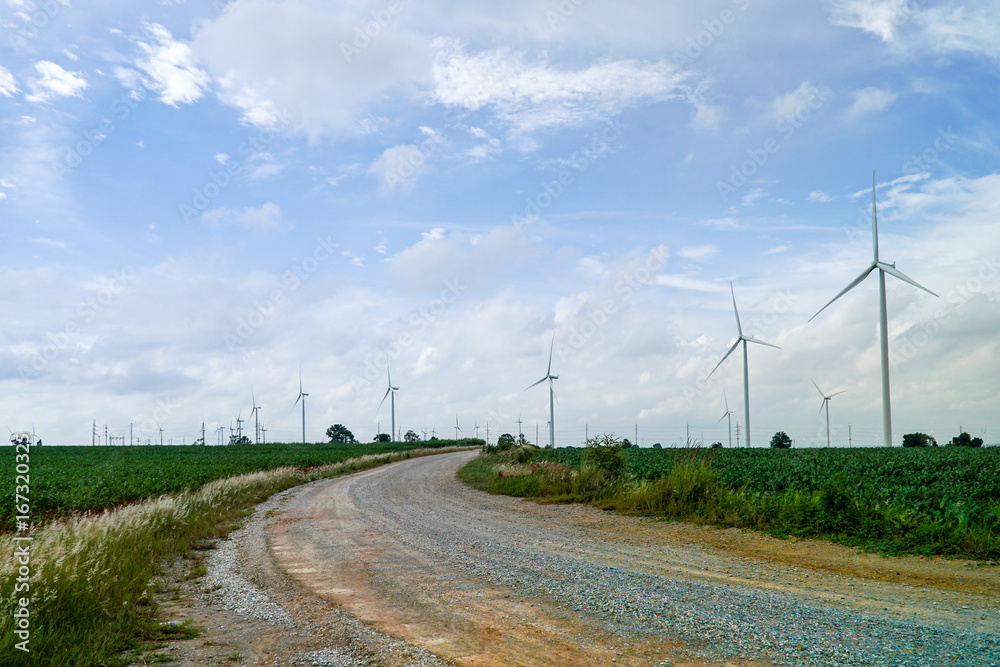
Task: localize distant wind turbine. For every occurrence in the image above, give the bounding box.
[526,332,559,448]
[473,420,480,439]
[293,370,309,445]
[809,171,937,447]
[249,388,261,445]
[707,283,780,447]
[812,379,845,448]
[377,357,399,443]
[454,415,462,441]
[717,389,734,448]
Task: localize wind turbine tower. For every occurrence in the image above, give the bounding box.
[527,333,559,448]
[812,379,845,447]
[378,357,399,442]
[707,284,780,447]
[454,415,462,441]
[249,389,262,445]
[293,370,309,445]
[810,171,937,447]
[718,389,734,448]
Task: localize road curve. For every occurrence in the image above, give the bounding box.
[264,450,1000,667]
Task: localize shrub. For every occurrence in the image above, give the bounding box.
[583,434,629,481]
[949,432,984,447]
[496,433,516,450]
[902,432,936,447]
[769,431,792,448]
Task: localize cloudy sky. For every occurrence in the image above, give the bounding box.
[2,0,998,447]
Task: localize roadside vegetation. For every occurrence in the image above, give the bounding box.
[0,441,477,665]
[459,435,1000,561]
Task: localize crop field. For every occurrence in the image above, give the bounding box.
[0,440,471,530]
[464,446,1000,558]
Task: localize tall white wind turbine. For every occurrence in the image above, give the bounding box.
[811,379,845,448]
[526,332,559,448]
[809,172,937,447]
[377,357,399,443]
[249,388,261,445]
[293,370,309,445]
[708,283,780,448]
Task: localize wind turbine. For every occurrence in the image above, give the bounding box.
[810,171,937,447]
[527,332,559,448]
[707,283,780,448]
[717,389,734,448]
[293,370,308,445]
[377,357,399,443]
[454,415,462,441]
[812,379,845,448]
[249,388,262,445]
[473,420,480,439]
[516,412,524,442]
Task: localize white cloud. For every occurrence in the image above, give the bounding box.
[201,202,290,231]
[848,86,897,116]
[341,250,365,267]
[422,227,446,240]
[0,66,18,97]
[742,188,766,207]
[130,23,210,107]
[829,0,915,42]
[768,81,833,124]
[654,275,725,292]
[808,190,833,203]
[677,245,718,261]
[915,4,1000,59]
[762,245,789,255]
[31,237,68,249]
[191,0,429,138]
[368,144,431,195]
[432,39,685,138]
[25,61,87,103]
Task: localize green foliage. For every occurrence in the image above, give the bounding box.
[404,430,420,442]
[326,423,356,443]
[496,433,516,450]
[949,431,984,447]
[769,431,792,448]
[374,432,391,442]
[583,433,628,481]
[710,442,723,448]
[463,445,1000,559]
[902,432,936,447]
[652,443,662,449]
[228,434,251,445]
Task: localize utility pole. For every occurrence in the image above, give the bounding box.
[130,422,133,446]
[585,423,588,441]
[159,428,164,446]
[736,422,741,447]
[202,421,206,445]
[535,423,539,447]
[636,424,639,448]
[486,421,490,445]
[849,424,852,448]
[92,420,96,447]
[261,425,267,443]
[104,424,108,446]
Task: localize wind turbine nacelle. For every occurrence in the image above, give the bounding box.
[10,431,32,446]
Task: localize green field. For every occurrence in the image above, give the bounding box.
[2,440,476,530]
[460,446,1000,559]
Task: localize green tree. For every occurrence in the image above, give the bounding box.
[769,431,792,448]
[652,442,662,449]
[228,434,251,445]
[710,441,723,448]
[326,424,356,443]
[949,431,984,447]
[496,433,516,450]
[902,432,937,447]
[373,433,391,443]
[404,429,420,442]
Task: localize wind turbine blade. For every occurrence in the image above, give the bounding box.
[811,378,824,398]
[809,265,876,322]
[744,335,780,349]
[707,340,741,380]
[730,282,743,337]
[525,376,548,391]
[717,412,728,424]
[547,332,556,376]
[872,169,879,262]
[876,262,939,297]
[817,399,827,419]
[723,388,730,413]
[377,387,391,411]
[293,394,301,409]
[551,384,560,407]
[829,390,846,398]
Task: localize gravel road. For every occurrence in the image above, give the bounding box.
[175,450,1000,666]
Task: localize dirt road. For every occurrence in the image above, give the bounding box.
[160,450,1000,666]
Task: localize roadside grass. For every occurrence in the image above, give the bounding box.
[459,446,1000,560]
[0,446,471,666]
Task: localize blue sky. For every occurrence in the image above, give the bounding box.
[2,0,998,446]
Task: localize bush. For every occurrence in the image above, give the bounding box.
[710,442,723,449]
[769,431,792,448]
[902,432,936,447]
[583,434,628,480]
[496,433,516,451]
